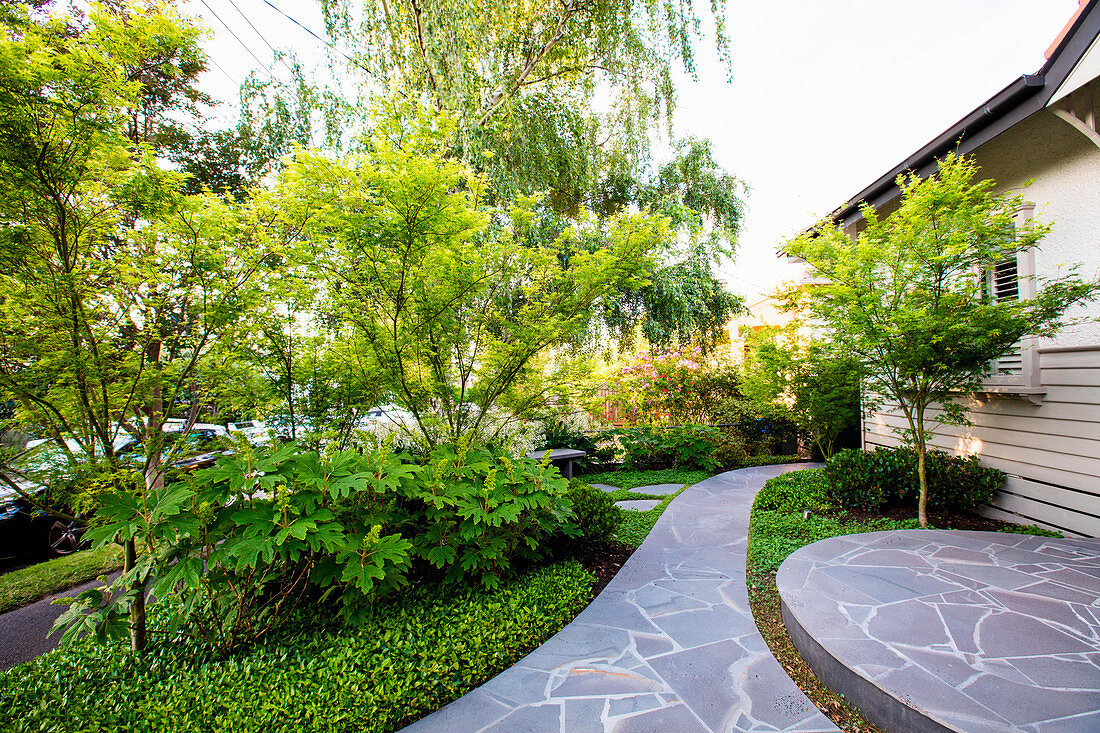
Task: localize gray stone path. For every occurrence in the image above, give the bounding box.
[403,464,837,733]
[589,484,621,493]
[629,483,684,496]
[777,530,1100,733]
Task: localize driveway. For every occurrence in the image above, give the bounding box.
[0,572,119,671]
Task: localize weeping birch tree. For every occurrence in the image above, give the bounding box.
[303,0,746,347]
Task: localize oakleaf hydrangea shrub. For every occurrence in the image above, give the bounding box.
[824,447,1003,512]
[57,442,574,655]
[395,444,572,589]
[563,479,621,545]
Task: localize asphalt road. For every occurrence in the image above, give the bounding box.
[0,572,119,671]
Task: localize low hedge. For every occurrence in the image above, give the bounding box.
[752,469,831,515]
[565,479,621,545]
[0,560,594,733]
[824,447,1003,512]
[748,468,1057,575]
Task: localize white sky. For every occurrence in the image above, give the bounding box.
[184,0,1084,301]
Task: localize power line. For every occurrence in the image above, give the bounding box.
[259,0,357,65]
[206,56,240,87]
[224,0,297,76]
[196,0,275,78]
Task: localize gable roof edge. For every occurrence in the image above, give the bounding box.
[825,0,1100,229]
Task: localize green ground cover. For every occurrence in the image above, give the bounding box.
[581,467,711,492]
[1,466,705,731]
[0,545,124,615]
[0,561,592,733]
[580,467,702,547]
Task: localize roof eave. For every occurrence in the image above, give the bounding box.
[822,0,1100,229]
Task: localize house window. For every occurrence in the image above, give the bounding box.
[982,204,1040,394]
[985,255,1024,376]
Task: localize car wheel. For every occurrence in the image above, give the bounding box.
[46,519,81,557]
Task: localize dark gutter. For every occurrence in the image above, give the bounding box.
[819,0,1100,229]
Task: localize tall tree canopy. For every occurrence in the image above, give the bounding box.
[305,0,745,348]
[0,0,276,651]
[279,109,668,449]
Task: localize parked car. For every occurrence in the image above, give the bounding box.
[227,420,271,446]
[0,440,89,559]
[0,426,233,560]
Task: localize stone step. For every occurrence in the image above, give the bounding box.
[629,483,684,496]
[615,499,661,512]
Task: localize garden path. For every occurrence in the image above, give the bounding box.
[402,463,838,733]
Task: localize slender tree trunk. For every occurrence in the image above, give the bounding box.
[286,330,296,442]
[125,537,146,651]
[916,404,929,528]
[130,337,164,652]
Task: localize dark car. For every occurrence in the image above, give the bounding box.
[0,429,231,561]
[0,491,84,560]
[0,439,91,559]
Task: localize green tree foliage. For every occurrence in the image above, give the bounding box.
[309,1,744,347]
[0,1,277,651]
[785,154,1098,526]
[280,108,668,450]
[739,326,861,458]
[319,0,727,144]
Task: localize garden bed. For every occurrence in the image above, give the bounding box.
[0,560,595,732]
[0,467,702,731]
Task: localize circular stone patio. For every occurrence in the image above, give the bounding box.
[777,530,1100,733]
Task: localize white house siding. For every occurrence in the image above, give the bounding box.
[970,104,1100,347]
[861,105,1100,538]
[864,345,1100,537]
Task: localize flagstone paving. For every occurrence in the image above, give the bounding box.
[628,483,685,496]
[777,530,1100,733]
[402,463,837,733]
[615,499,661,512]
[588,483,622,493]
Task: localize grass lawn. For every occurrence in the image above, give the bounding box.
[746,468,1062,733]
[582,467,712,492]
[0,544,124,615]
[580,467,708,548]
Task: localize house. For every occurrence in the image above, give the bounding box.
[726,283,814,364]
[816,0,1100,536]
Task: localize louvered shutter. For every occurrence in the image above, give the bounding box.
[987,256,1024,376]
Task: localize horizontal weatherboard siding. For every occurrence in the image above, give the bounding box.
[863,345,1100,537]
